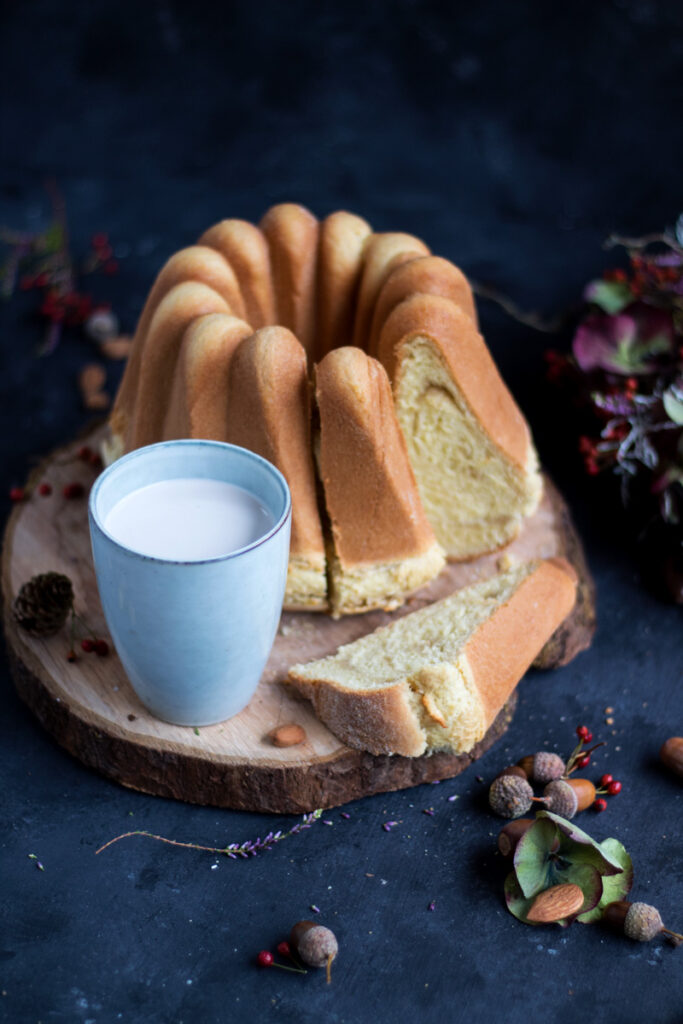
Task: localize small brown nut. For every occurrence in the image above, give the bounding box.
[100,336,133,360]
[78,363,106,394]
[83,390,111,410]
[268,723,306,748]
[526,883,585,923]
[660,737,683,779]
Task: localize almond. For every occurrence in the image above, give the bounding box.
[268,723,307,748]
[526,883,585,923]
[660,737,683,779]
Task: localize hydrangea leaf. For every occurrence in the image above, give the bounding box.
[513,817,558,898]
[577,838,634,924]
[584,279,633,314]
[663,382,683,425]
[537,811,624,876]
[573,306,674,374]
[504,871,541,925]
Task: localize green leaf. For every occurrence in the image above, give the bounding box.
[577,838,634,924]
[538,811,624,876]
[513,817,558,898]
[587,280,633,314]
[504,871,541,926]
[663,385,683,425]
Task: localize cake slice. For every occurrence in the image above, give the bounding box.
[315,347,445,617]
[198,219,275,328]
[352,231,430,351]
[367,254,477,356]
[287,558,577,757]
[315,210,372,361]
[377,294,542,560]
[260,203,319,356]
[225,326,327,611]
[161,313,254,442]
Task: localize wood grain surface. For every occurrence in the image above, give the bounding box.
[1,426,595,813]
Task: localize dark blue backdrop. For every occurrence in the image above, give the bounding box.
[1,3,682,1022]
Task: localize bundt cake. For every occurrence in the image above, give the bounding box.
[106,203,543,614]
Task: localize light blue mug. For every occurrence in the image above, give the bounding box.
[88,440,291,726]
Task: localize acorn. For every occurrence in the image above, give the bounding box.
[498,765,528,781]
[497,819,534,856]
[542,779,578,818]
[565,777,597,812]
[517,752,566,785]
[603,901,683,946]
[660,737,683,779]
[488,774,534,818]
[290,921,338,982]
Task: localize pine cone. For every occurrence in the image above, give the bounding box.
[13,572,74,636]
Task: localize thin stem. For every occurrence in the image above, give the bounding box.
[272,962,308,975]
[326,954,335,984]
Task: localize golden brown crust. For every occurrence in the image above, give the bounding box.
[352,232,430,351]
[461,558,577,726]
[315,346,439,567]
[122,281,231,451]
[315,211,372,362]
[368,255,477,355]
[198,219,275,328]
[162,313,254,441]
[260,203,319,356]
[225,326,326,578]
[378,293,532,473]
[110,248,243,439]
[288,675,426,757]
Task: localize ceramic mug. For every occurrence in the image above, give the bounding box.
[88,440,291,726]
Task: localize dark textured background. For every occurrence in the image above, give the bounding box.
[1,2,682,1022]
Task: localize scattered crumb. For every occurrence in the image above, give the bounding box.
[605,706,614,713]
[606,717,614,725]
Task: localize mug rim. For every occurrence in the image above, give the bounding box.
[89,439,292,566]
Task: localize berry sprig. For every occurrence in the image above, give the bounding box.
[256,949,307,975]
[489,724,621,820]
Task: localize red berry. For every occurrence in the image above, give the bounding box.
[576,725,589,739]
[38,482,52,496]
[66,649,77,663]
[89,452,104,470]
[63,482,85,499]
[81,638,94,653]
[78,445,93,461]
[94,639,109,657]
[575,753,591,768]
[91,232,109,249]
[256,950,273,968]
[593,798,607,813]
[276,941,291,957]
[34,272,49,288]
[9,486,25,502]
[625,377,638,391]
[607,780,622,795]
[583,731,593,743]
[599,773,613,786]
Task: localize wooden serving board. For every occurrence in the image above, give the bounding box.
[2,426,595,813]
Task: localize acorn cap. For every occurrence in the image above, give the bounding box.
[624,902,663,942]
[488,775,534,818]
[532,751,566,785]
[542,779,579,818]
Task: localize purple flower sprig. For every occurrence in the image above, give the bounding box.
[95,809,323,859]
